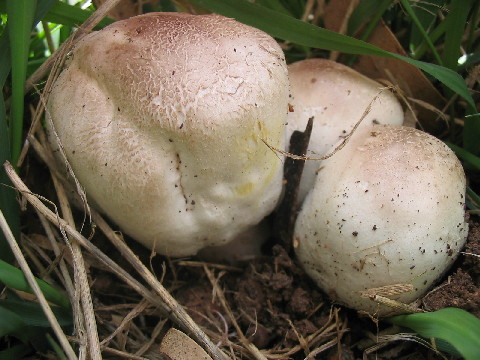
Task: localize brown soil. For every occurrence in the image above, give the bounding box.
[169,219,480,359]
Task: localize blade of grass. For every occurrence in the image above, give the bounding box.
[46,333,68,360]
[0,29,15,264]
[447,141,480,170]
[256,0,292,16]
[348,0,393,35]
[0,305,27,339]
[346,0,392,67]
[188,0,475,110]
[0,0,57,264]
[7,0,36,167]
[463,112,480,157]
[442,0,475,70]
[44,0,114,28]
[0,298,72,327]
[0,209,77,360]
[389,308,480,360]
[0,344,33,359]
[466,187,480,211]
[399,0,443,66]
[409,0,440,51]
[0,259,70,308]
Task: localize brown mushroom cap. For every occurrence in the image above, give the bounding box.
[287,59,404,201]
[294,125,468,315]
[47,13,289,257]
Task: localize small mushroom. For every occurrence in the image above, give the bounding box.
[294,125,468,315]
[47,13,289,257]
[287,59,404,201]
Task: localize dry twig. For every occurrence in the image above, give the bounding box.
[0,209,78,360]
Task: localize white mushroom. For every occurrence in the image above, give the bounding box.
[294,125,468,315]
[47,13,289,257]
[287,59,404,201]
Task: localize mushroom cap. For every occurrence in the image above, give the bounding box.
[47,13,289,257]
[287,59,404,201]
[294,125,468,315]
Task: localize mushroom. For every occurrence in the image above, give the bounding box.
[287,59,404,201]
[294,125,468,315]
[47,13,289,257]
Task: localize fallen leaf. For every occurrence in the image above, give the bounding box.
[159,328,213,360]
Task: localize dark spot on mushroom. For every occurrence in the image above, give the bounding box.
[352,231,358,236]
[410,265,415,269]
[372,225,377,230]
[179,123,184,129]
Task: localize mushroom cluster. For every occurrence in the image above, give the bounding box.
[294,125,468,314]
[47,12,289,257]
[47,11,469,315]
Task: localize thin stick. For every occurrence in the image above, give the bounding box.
[52,174,102,360]
[36,210,87,356]
[100,300,149,347]
[0,209,78,360]
[90,211,228,360]
[4,161,229,360]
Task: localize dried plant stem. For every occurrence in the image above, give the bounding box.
[0,209,78,360]
[4,161,229,360]
[36,210,87,354]
[100,300,149,347]
[203,265,268,360]
[51,174,102,360]
[90,211,228,360]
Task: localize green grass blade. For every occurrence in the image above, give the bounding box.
[46,333,68,360]
[7,0,36,166]
[348,0,390,35]
[464,113,480,156]
[0,298,72,327]
[442,0,475,70]
[256,0,292,16]
[466,187,480,210]
[188,0,475,110]
[447,141,480,170]
[0,305,27,339]
[409,0,440,51]
[0,21,16,265]
[399,0,442,66]
[389,308,480,360]
[0,344,33,359]
[44,0,114,28]
[0,259,70,308]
